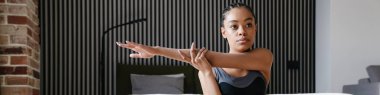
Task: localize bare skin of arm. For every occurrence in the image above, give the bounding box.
[177,46,221,95]
[117,41,273,72]
[117,41,273,84]
[198,71,221,95]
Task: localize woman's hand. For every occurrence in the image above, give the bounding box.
[116,41,158,58]
[178,43,212,74]
[179,43,221,95]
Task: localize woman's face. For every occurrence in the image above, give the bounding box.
[221,7,256,52]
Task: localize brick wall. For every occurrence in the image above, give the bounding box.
[0,0,39,95]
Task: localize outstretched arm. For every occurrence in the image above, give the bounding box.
[116,41,273,71]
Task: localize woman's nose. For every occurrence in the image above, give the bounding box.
[238,27,247,36]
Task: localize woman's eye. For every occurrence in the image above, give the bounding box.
[246,23,253,28]
[230,25,238,30]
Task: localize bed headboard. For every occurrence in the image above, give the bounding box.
[116,63,202,94]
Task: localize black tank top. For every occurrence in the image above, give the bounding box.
[212,67,267,95]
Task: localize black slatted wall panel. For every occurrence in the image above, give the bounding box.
[40,0,315,94]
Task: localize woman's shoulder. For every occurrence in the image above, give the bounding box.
[250,48,273,84]
[250,48,273,58]
[251,48,272,53]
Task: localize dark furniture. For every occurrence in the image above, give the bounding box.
[343,65,380,95]
[116,63,202,95]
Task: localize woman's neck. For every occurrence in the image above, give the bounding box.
[229,50,242,54]
[229,48,251,54]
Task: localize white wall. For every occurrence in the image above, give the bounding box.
[316,0,380,93]
[316,0,332,93]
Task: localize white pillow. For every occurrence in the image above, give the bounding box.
[130,73,185,94]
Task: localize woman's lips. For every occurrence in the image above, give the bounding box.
[236,38,249,44]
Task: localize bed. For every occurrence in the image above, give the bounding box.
[116,63,352,95]
[116,63,203,94]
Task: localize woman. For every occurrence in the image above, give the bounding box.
[116,3,273,95]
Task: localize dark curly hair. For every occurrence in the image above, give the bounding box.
[221,3,257,27]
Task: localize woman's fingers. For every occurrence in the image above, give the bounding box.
[129,53,142,58]
[196,48,205,58]
[125,41,137,45]
[178,50,186,59]
[116,41,157,58]
[120,41,153,54]
[199,49,209,63]
[116,42,122,46]
[116,42,136,49]
[116,41,142,49]
[190,42,197,63]
[180,50,197,69]
[199,48,208,58]
[195,48,205,63]
[178,50,191,62]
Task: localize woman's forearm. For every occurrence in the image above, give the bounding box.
[199,71,221,95]
[155,46,270,71]
[154,46,192,63]
[118,41,271,71]
[198,72,209,94]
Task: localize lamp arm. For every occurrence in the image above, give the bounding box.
[99,18,147,94]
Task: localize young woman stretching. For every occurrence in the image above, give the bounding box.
[116,3,273,95]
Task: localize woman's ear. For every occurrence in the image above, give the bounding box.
[220,27,227,38]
